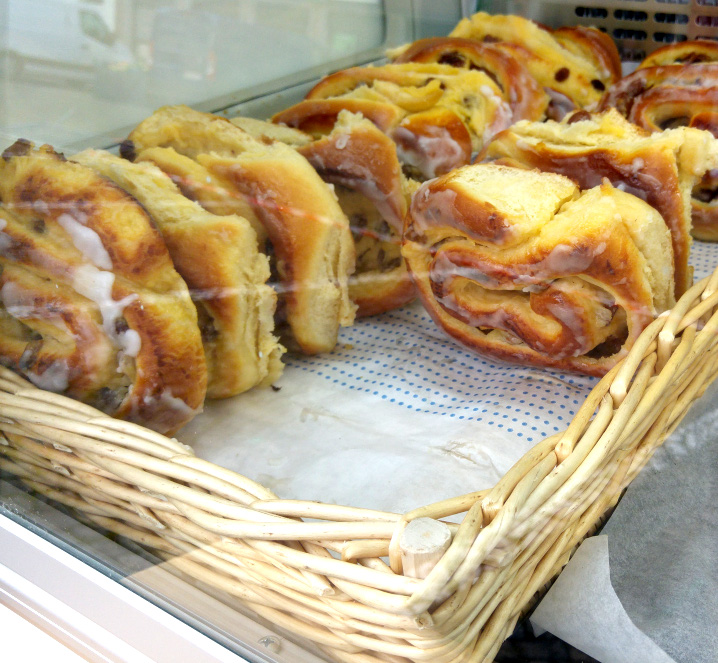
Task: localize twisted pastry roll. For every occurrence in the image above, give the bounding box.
[388,37,549,122]
[224,111,416,317]
[598,63,718,135]
[273,63,511,179]
[72,149,282,399]
[638,39,718,68]
[481,109,718,298]
[121,105,355,355]
[450,12,621,115]
[402,165,675,376]
[599,62,718,240]
[0,140,206,433]
[295,111,417,316]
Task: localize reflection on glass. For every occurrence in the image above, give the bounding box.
[0,0,385,150]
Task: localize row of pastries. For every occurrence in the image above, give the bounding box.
[2,12,718,432]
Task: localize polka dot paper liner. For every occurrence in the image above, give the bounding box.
[286,242,718,443]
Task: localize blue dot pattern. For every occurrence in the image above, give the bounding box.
[283,242,718,443]
[689,240,718,281]
[285,303,597,443]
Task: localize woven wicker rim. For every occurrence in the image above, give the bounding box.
[2,265,718,663]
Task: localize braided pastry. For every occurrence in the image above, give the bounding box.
[121,105,355,355]
[450,12,621,115]
[273,63,511,179]
[402,164,674,376]
[599,62,718,240]
[481,109,718,298]
[72,149,282,399]
[0,140,206,433]
[388,37,549,122]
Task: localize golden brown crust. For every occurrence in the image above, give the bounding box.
[480,110,717,298]
[197,147,355,352]
[123,105,356,355]
[403,165,674,376]
[273,98,406,136]
[72,149,283,399]
[450,13,617,111]
[277,112,417,317]
[390,37,549,122]
[552,26,622,84]
[134,146,267,242]
[638,40,718,68]
[599,64,718,241]
[0,141,206,433]
[277,63,512,179]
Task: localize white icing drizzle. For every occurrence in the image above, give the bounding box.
[394,125,466,179]
[73,264,141,357]
[57,212,113,270]
[545,299,590,356]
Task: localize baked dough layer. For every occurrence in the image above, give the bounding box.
[403,163,675,376]
[481,109,718,298]
[122,105,356,355]
[0,140,206,432]
[72,149,282,399]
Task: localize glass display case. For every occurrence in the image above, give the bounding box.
[1,2,716,662]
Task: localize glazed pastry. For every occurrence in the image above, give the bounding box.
[599,63,718,240]
[121,105,356,355]
[450,12,621,115]
[296,111,417,316]
[598,63,718,135]
[228,111,417,316]
[638,39,718,68]
[552,26,622,84]
[402,164,675,376]
[388,37,550,122]
[481,109,718,298]
[133,146,267,242]
[0,140,206,433]
[72,149,283,399]
[273,62,511,179]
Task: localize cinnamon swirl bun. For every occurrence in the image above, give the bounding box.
[402,164,674,376]
[71,149,283,399]
[0,140,206,433]
[121,105,355,355]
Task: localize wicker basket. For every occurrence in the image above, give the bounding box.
[2,261,718,663]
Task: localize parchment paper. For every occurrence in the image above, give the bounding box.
[531,376,718,663]
[178,301,596,515]
[176,242,718,654]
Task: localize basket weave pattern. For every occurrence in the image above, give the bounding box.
[2,266,718,662]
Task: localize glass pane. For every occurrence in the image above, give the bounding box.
[0,0,387,150]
